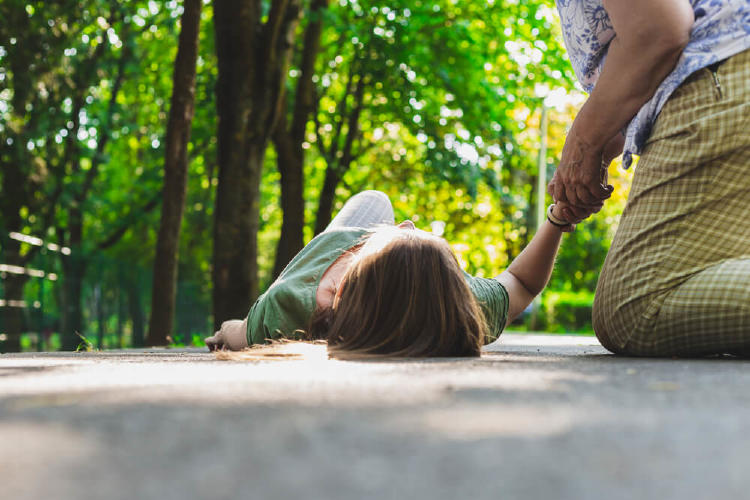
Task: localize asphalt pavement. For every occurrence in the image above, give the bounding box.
[2,333,749,500]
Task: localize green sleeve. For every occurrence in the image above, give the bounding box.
[246,294,270,345]
[464,273,509,344]
[246,290,286,345]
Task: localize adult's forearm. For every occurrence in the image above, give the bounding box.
[572,0,694,150]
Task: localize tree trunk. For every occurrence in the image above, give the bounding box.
[213,142,263,325]
[212,0,301,329]
[1,272,27,353]
[0,140,29,353]
[314,167,341,235]
[116,285,125,348]
[128,278,145,348]
[95,284,105,349]
[61,260,85,350]
[61,213,85,351]
[146,0,202,346]
[271,0,329,278]
[272,115,306,278]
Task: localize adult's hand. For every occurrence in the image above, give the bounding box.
[547,127,613,220]
[554,199,601,229]
[547,0,693,220]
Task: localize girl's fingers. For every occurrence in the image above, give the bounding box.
[204,332,224,352]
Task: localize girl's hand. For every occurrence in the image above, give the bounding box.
[205,319,249,351]
[555,199,603,227]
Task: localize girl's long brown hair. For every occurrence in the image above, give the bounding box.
[311,227,487,358]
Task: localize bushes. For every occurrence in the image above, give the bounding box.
[514,290,595,334]
[543,290,595,333]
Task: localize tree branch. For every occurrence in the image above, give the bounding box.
[328,57,357,163]
[261,0,293,68]
[96,191,162,251]
[312,87,329,159]
[337,72,365,175]
[289,0,328,143]
[261,0,301,140]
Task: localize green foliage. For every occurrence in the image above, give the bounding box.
[168,333,207,349]
[306,0,576,195]
[540,290,596,334]
[1,0,217,348]
[74,331,95,352]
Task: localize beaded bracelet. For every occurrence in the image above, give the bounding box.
[547,204,572,228]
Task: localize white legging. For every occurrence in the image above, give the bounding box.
[324,190,395,231]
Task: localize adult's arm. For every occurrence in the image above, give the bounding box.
[495,207,571,325]
[548,0,694,218]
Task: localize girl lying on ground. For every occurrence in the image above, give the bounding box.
[205,190,598,358]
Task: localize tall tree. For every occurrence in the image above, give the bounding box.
[0,1,182,350]
[212,0,301,327]
[146,0,202,346]
[57,7,139,350]
[0,1,110,351]
[271,0,328,277]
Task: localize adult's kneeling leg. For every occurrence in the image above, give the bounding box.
[593,50,750,356]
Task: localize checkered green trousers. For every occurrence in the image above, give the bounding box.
[593,49,750,357]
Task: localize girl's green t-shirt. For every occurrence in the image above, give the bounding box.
[246,227,509,345]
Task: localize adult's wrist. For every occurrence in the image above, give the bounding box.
[569,110,610,153]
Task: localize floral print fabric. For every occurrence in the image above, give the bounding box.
[555,0,750,167]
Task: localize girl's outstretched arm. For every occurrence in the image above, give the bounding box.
[495,205,573,325]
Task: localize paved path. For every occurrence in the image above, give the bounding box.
[2,334,749,500]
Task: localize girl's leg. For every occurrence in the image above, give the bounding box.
[593,49,750,356]
[324,190,395,231]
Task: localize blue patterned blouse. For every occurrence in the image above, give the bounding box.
[555,0,750,167]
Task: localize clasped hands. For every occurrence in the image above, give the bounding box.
[547,129,624,225]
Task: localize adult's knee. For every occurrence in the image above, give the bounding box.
[592,290,623,354]
[591,267,647,355]
[593,284,662,356]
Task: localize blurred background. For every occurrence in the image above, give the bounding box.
[0,0,632,352]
